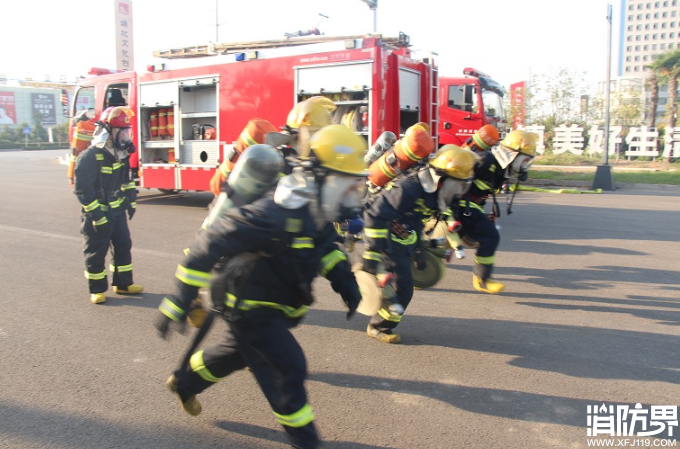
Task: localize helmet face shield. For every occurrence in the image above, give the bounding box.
[320,175,367,223]
[491,144,520,170]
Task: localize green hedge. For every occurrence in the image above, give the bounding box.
[0,142,70,150]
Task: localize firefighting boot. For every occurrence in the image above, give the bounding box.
[473,275,505,294]
[113,284,144,295]
[366,324,401,344]
[166,374,202,416]
[90,293,106,304]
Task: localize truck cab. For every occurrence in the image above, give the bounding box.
[438,68,506,147]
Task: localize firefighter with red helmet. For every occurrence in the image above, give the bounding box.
[155,124,367,449]
[453,129,538,294]
[361,144,480,343]
[73,106,144,304]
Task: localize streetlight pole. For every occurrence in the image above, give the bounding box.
[592,3,615,191]
[360,0,378,33]
[603,3,612,167]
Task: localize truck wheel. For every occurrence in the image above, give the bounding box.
[158,188,179,194]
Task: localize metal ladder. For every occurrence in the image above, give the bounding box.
[429,63,440,149]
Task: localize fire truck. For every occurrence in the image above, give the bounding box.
[69,33,439,193]
[437,68,507,147]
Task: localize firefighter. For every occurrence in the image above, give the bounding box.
[74,106,144,304]
[453,129,538,294]
[208,118,278,196]
[155,124,367,449]
[361,145,480,343]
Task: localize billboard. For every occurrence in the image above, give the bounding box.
[31,93,57,125]
[115,0,135,70]
[510,81,527,130]
[0,91,17,125]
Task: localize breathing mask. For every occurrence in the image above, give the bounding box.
[509,153,533,180]
[113,127,135,153]
[319,174,367,223]
[437,177,473,212]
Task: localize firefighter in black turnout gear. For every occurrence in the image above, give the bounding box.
[74,106,143,304]
[362,145,480,343]
[452,129,538,294]
[155,125,367,449]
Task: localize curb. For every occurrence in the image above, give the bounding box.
[525,178,680,192]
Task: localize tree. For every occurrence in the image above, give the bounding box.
[31,114,48,142]
[646,49,680,128]
[645,70,660,128]
[526,67,589,137]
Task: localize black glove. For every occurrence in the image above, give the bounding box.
[128,207,136,220]
[414,248,427,270]
[155,313,186,339]
[518,171,528,182]
[362,258,379,276]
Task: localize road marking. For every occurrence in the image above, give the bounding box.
[0,224,177,259]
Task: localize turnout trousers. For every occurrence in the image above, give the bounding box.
[81,212,133,293]
[369,237,417,332]
[175,307,320,449]
[457,207,500,280]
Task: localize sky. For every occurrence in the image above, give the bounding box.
[0,0,615,91]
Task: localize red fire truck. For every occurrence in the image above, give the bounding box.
[437,68,507,147]
[69,33,439,193]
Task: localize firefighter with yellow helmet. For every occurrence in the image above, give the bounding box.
[73,106,144,304]
[155,124,367,449]
[452,129,538,294]
[361,144,480,343]
[207,96,337,196]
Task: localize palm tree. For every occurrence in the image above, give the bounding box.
[645,69,659,128]
[662,50,680,128]
[647,49,680,128]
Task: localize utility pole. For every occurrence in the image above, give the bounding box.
[360,0,378,32]
[592,3,615,191]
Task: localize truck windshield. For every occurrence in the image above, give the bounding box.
[481,90,504,118]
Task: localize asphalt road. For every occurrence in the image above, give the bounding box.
[1,149,679,449]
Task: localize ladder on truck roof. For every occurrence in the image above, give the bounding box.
[152,34,407,59]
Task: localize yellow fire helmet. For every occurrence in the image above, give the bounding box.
[308,124,368,176]
[286,96,337,130]
[429,144,480,180]
[500,129,538,157]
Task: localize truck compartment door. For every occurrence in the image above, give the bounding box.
[399,69,420,111]
[139,81,178,107]
[296,62,373,93]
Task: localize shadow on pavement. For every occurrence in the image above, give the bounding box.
[310,372,677,440]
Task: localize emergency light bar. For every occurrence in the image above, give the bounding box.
[146,63,166,72]
[463,67,491,79]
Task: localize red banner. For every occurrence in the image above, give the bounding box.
[510,81,526,130]
[0,91,17,125]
